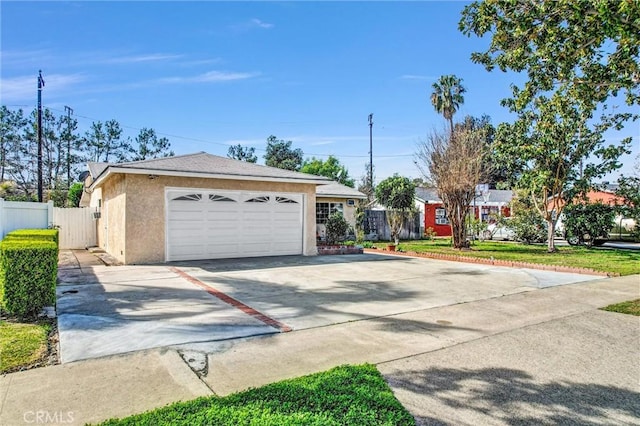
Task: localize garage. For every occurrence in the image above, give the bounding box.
[166,188,304,261]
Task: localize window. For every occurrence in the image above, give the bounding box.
[435,208,449,225]
[276,196,298,204]
[245,196,270,203]
[173,194,202,201]
[316,202,343,224]
[346,199,355,207]
[209,194,236,202]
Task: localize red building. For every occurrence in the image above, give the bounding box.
[416,188,514,237]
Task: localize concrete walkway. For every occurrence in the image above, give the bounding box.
[0,251,638,425]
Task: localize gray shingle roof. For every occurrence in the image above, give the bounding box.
[316,182,366,199]
[88,152,332,184]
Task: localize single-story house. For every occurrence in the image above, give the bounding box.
[79,152,363,264]
[315,182,367,241]
[415,187,514,237]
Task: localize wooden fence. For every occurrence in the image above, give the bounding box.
[363,210,422,241]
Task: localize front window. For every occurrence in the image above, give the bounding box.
[316,202,343,224]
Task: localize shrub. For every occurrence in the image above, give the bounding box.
[507,209,547,244]
[424,227,436,240]
[325,212,349,245]
[361,241,374,248]
[563,202,615,247]
[5,229,59,247]
[68,182,84,207]
[0,239,58,317]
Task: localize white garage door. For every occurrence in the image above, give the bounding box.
[166,188,304,261]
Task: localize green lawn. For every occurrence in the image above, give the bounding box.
[98,364,415,426]
[0,320,50,373]
[601,299,640,316]
[372,240,640,276]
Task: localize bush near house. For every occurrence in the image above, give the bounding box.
[0,229,58,317]
[563,202,615,247]
[325,212,350,245]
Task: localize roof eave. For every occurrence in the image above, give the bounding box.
[317,193,367,199]
[90,166,330,189]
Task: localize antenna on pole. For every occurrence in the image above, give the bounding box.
[368,113,373,190]
[37,70,45,202]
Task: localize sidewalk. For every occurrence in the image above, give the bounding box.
[0,251,637,425]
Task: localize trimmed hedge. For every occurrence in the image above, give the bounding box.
[0,237,58,317]
[5,229,59,247]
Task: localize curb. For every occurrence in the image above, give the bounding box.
[363,248,619,277]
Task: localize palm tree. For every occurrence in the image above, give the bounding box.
[430,75,466,135]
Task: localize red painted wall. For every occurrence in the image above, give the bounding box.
[424,203,452,236]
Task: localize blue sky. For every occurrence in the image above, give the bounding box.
[1,1,638,184]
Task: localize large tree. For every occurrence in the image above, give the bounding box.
[300,155,355,187]
[131,127,174,161]
[416,126,487,249]
[430,75,466,135]
[375,174,416,246]
[227,144,257,163]
[84,119,132,163]
[264,135,303,171]
[460,0,639,252]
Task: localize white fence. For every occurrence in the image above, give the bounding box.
[53,207,97,249]
[0,199,96,249]
[0,198,53,239]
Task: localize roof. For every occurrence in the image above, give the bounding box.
[88,152,332,188]
[316,182,366,199]
[415,187,514,204]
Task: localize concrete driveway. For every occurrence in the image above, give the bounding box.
[57,252,600,363]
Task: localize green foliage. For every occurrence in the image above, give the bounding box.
[460,0,639,252]
[431,74,466,134]
[563,202,615,247]
[264,135,304,171]
[99,364,415,426]
[0,320,50,373]
[0,239,58,317]
[361,241,374,248]
[507,192,547,244]
[300,156,355,187]
[325,212,349,245]
[375,175,416,245]
[227,144,258,163]
[616,175,640,238]
[130,127,174,161]
[5,229,59,246]
[67,182,83,207]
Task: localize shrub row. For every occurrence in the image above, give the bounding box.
[0,229,59,317]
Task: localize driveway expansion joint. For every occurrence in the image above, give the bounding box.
[168,266,293,333]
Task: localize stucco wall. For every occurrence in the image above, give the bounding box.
[95,173,318,264]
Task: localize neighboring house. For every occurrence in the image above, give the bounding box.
[315,182,367,241]
[79,152,333,264]
[415,187,513,237]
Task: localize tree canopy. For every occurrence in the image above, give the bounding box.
[459,0,639,252]
[430,74,466,135]
[227,144,257,163]
[375,174,416,245]
[300,156,355,187]
[264,135,303,171]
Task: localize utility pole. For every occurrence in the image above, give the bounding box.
[368,113,373,190]
[64,105,73,191]
[37,70,44,202]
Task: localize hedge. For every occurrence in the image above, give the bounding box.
[0,238,58,317]
[5,229,59,247]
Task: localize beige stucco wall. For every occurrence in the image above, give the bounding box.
[92,173,317,264]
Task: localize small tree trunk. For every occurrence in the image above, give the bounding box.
[547,219,556,252]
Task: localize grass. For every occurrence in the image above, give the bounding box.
[372,239,640,276]
[98,364,415,426]
[0,319,50,373]
[601,299,640,316]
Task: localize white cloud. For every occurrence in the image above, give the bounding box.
[250,18,274,29]
[104,53,183,64]
[0,73,85,103]
[158,70,260,84]
[400,74,436,81]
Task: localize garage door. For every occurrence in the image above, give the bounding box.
[166,189,304,261]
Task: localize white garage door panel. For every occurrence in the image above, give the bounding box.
[166,189,304,261]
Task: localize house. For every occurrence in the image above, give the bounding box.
[315,182,367,241]
[79,152,368,264]
[415,187,513,237]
